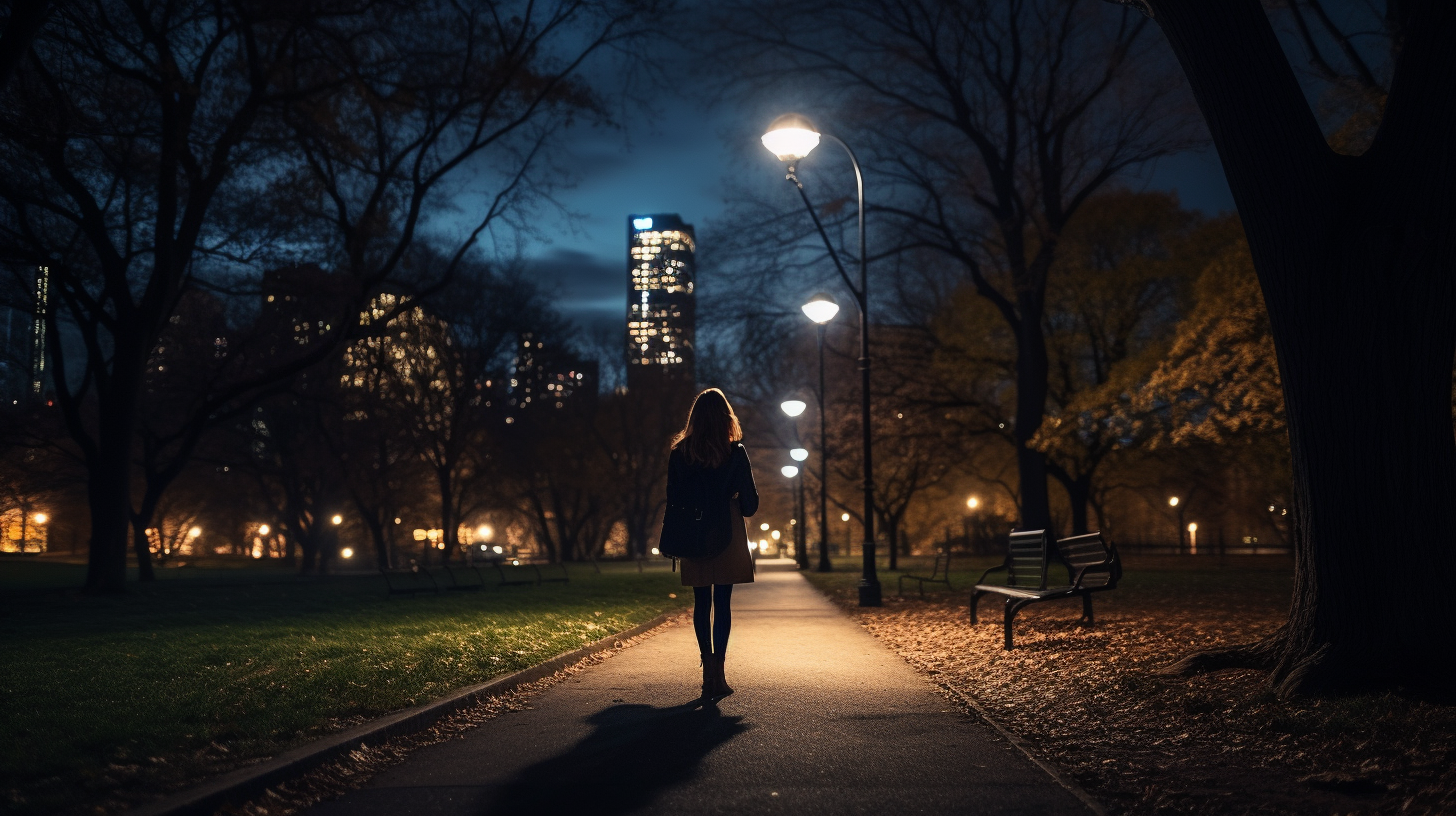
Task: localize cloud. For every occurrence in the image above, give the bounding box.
[525,248,625,336]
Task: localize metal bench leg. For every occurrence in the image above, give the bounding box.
[969,590,986,623]
[1081,593,1094,625]
[1003,598,1016,649]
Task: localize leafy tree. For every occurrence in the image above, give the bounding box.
[711,0,1202,532]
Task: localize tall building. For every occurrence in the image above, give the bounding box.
[1,265,49,405]
[625,214,695,390]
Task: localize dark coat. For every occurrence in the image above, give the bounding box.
[666,442,759,519]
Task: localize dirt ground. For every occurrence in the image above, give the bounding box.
[808,557,1456,815]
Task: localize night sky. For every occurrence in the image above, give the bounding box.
[514,13,1238,347]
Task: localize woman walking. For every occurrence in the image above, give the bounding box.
[666,388,758,699]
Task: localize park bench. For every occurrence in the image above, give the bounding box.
[489,559,540,586]
[969,530,1121,649]
[535,561,570,584]
[898,550,953,598]
[380,566,439,597]
[439,564,487,592]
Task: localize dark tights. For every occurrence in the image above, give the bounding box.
[692,584,733,655]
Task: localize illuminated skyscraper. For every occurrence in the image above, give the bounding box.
[625,214,695,390]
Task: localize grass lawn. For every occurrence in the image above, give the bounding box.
[806,553,1456,815]
[0,559,690,816]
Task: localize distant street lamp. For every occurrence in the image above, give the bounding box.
[780,463,802,561]
[1187,522,1198,555]
[1168,497,1187,552]
[331,514,343,525]
[841,512,852,556]
[33,512,47,524]
[781,403,812,570]
[765,113,880,606]
[801,291,839,574]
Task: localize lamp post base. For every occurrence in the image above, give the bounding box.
[857,579,882,607]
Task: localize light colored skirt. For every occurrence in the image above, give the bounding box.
[681,500,755,586]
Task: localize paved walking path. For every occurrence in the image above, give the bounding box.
[308,562,1090,816]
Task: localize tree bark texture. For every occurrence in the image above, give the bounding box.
[1015,288,1055,533]
[1149,0,1456,694]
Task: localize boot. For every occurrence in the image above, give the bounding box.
[711,653,734,698]
[700,653,714,698]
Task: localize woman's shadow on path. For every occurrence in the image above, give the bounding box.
[478,700,748,816]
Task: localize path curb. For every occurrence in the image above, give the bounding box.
[126,611,679,816]
[935,682,1107,816]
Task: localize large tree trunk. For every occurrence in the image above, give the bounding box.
[1148,0,1456,695]
[83,412,135,593]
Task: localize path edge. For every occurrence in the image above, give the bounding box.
[126,611,680,816]
[935,681,1107,816]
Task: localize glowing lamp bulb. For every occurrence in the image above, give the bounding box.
[188,526,202,538]
[760,522,770,531]
[790,447,809,461]
[331,514,343,525]
[1168,496,1180,507]
[780,400,807,417]
[801,292,840,324]
[761,113,821,161]
[341,547,355,558]
[771,530,781,540]
[841,513,851,522]
[966,497,979,510]
[477,524,493,540]
[781,465,800,478]
[33,513,47,524]
[258,524,270,536]
[1187,522,1198,533]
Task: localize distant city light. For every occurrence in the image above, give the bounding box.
[341,547,355,558]
[493,545,504,554]
[33,513,47,524]
[966,496,979,510]
[841,513,850,522]
[413,529,427,541]
[331,514,343,525]
[781,400,807,417]
[1168,496,1180,507]
[1187,523,1198,532]
[394,517,402,525]
[188,526,202,538]
[476,524,493,540]
[771,530,781,541]
[651,547,660,555]
[258,524,270,535]
[760,522,770,531]
[790,447,809,461]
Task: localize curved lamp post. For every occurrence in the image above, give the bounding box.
[766,114,880,605]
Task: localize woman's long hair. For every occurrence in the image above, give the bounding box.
[671,388,743,468]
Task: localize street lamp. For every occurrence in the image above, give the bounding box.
[781,404,812,570]
[1168,497,1187,552]
[801,291,839,575]
[841,512,852,557]
[766,114,879,605]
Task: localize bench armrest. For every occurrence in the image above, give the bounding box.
[1070,562,1112,590]
[974,564,1008,585]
